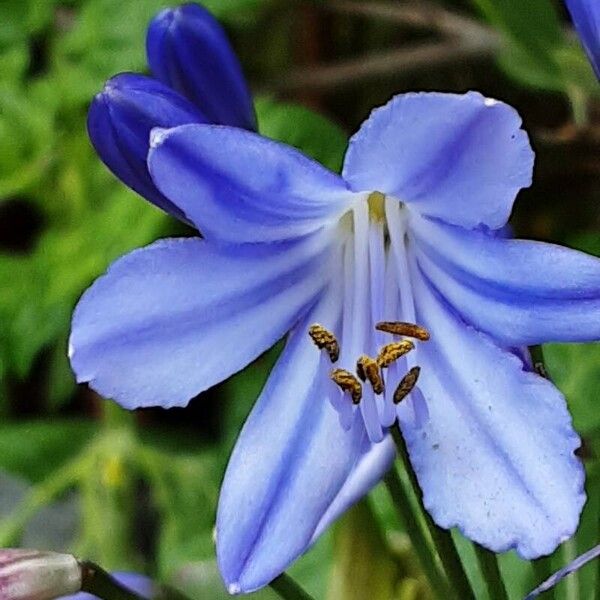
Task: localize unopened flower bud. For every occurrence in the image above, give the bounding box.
[0,550,81,600]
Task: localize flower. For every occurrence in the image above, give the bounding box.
[566,0,600,79]
[71,70,600,597]
[87,3,255,220]
[0,549,81,600]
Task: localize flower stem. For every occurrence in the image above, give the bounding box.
[474,544,508,600]
[79,561,146,600]
[383,468,452,598]
[391,424,476,600]
[269,573,316,600]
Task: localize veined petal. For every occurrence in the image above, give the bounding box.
[147,3,256,130]
[88,73,205,222]
[217,285,370,594]
[69,231,333,409]
[410,214,600,346]
[566,0,600,79]
[148,124,357,243]
[343,92,533,230]
[403,264,585,559]
[311,435,395,542]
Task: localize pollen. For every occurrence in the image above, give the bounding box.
[376,321,430,341]
[356,355,384,394]
[308,324,339,362]
[367,191,386,221]
[330,368,362,404]
[377,341,414,368]
[393,366,421,404]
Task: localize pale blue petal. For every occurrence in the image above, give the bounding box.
[566,0,600,79]
[402,263,585,559]
[148,124,356,243]
[410,214,600,346]
[70,232,333,409]
[343,92,533,230]
[217,286,370,593]
[311,435,395,542]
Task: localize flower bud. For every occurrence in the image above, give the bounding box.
[87,73,205,222]
[146,4,256,131]
[0,550,81,600]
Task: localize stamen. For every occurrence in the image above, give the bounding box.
[393,366,421,404]
[356,355,384,395]
[330,368,362,404]
[377,341,414,368]
[308,324,340,362]
[376,321,430,341]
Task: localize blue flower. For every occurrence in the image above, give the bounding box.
[87,3,255,220]
[566,0,600,79]
[70,90,600,593]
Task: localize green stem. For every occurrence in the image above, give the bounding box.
[391,425,476,600]
[269,573,316,600]
[80,561,146,600]
[531,556,554,594]
[474,544,508,600]
[383,468,452,599]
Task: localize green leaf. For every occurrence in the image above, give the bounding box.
[139,446,221,577]
[543,343,600,435]
[256,97,348,174]
[0,419,95,482]
[0,86,54,197]
[469,0,569,93]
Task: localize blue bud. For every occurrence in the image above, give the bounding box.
[147,4,256,131]
[87,73,205,221]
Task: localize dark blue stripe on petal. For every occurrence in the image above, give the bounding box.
[88,73,206,222]
[147,4,256,130]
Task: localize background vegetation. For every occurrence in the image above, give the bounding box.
[0,0,598,598]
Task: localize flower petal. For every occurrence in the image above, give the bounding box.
[410,214,600,346]
[147,3,256,130]
[88,73,205,222]
[217,285,376,593]
[343,92,533,230]
[566,0,600,79]
[148,124,356,243]
[69,232,333,409]
[311,434,395,542]
[403,263,585,559]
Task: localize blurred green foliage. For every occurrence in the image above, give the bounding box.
[0,0,598,599]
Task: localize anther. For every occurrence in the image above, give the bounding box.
[377,341,414,368]
[376,321,430,341]
[308,324,339,362]
[330,368,362,404]
[393,366,421,404]
[356,355,384,394]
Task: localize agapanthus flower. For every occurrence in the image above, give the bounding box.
[87,2,255,220]
[70,78,600,592]
[566,0,600,79]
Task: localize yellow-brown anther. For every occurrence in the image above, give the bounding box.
[376,341,414,368]
[308,324,339,362]
[356,355,384,395]
[393,366,421,404]
[330,368,362,404]
[376,321,430,341]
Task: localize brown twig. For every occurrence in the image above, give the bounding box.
[264,0,500,94]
